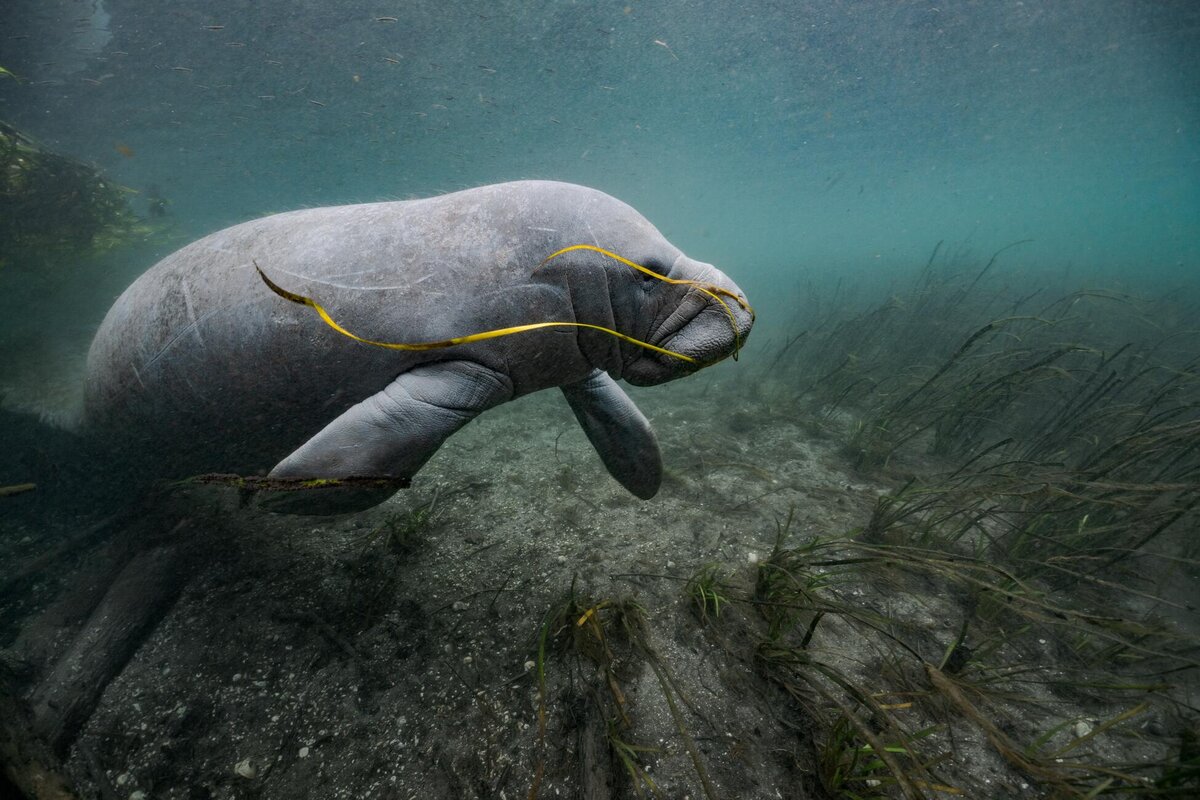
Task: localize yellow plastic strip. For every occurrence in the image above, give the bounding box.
[542,244,753,314]
[539,244,752,359]
[254,261,697,363]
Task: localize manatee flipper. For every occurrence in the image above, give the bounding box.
[262,361,513,514]
[561,369,662,499]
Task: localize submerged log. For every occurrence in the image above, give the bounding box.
[0,513,125,600]
[26,524,195,756]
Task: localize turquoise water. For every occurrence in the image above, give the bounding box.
[3,1,1196,336]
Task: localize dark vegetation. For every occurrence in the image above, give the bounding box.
[0,120,152,273]
[727,242,1200,797]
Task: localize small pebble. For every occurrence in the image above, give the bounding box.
[451,600,469,612]
[235,758,256,779]
[299,746,310,758]
[1073,721,1093,738]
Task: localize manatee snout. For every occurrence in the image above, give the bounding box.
[625,258,754,386]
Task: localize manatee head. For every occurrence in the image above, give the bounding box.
[621,252,754,387]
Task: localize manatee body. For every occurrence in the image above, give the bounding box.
[84,181,753,512]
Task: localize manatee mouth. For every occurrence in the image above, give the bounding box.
[624,287,754,385]
[665,299,753,365]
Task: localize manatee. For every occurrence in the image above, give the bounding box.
[84,180,754,513]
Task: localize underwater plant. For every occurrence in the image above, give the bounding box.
[530,585,718,800]
[0,120,152,272]
[711,251,1200,796]
[685,562,731,624]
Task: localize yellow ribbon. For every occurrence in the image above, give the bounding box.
[254,245,752,364]
[255,259,697,363]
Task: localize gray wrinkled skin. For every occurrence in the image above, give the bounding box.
[84,181,753,513]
